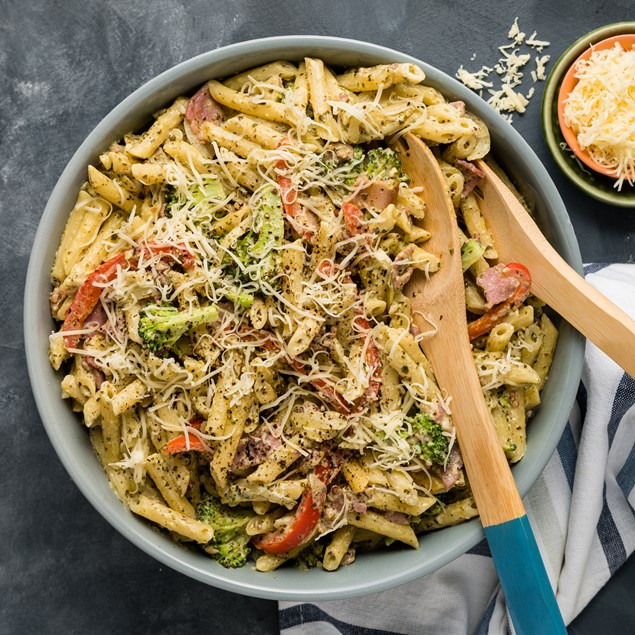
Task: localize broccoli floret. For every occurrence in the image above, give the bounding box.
[138,304,219,357]
[406,412,450,465]
[186,179,225,207]
[223,288,254,308]
[166,178,225,218]
[249,187,284,260]
[333,146,408,186]
[196,495,253,568]
[364,148,408,182]
[423,502,442,516]
[226,186,283,284]
[295,541,325,570]
[212,537,251,569]
[460,238,486,272]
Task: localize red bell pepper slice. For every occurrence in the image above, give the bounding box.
[467,263,532,341]
[287,356,353,414]
[276,139,317,242]
[62,252,131,349]
[277,166,302,221]
[317,259,355,286]
[354,315,382,403]
[252,454,343,554]
[342,201,364,236]
[138,242,196,269]
[317,259,336,278]
[61,242,196,350]
[162,419,208,454]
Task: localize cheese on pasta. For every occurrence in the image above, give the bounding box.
[48,58,558,572]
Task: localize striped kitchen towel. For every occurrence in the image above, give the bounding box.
[279,263,635,635]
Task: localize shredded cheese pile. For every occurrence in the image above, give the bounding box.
[563,43,635,190]
[455,17,551,122]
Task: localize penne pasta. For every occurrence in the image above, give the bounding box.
[208,79,294,125]
[347,510,419,549]
[48,56,557,574]
[336,63,426,92]
[87,166,142,214]
[125,97,188,159]
[129,495,214,543]
[323,526,356,571]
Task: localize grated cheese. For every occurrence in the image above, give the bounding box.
[563,43,635,190]
[455,17,550,122]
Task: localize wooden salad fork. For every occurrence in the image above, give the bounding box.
[474,159,635,379]
[395,132,567,635]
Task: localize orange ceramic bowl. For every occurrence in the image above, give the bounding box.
[557,33,635,179]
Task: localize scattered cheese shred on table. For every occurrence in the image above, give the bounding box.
[563,43,635,190]
[455,17,550,122]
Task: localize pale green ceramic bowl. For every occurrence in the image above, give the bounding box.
[24,36,584,601]
[542,22,635,207]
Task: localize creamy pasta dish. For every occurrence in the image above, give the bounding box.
[49,59,557,571]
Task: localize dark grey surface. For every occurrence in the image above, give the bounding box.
[2,1,634,633]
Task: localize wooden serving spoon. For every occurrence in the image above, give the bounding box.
[474,159,635,379]
[396,132,566,635]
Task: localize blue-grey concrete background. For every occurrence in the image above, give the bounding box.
[2,1,633,633]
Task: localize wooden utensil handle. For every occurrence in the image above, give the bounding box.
[431,332,566,632]
[426,327,526,527]
[529,254,635,379]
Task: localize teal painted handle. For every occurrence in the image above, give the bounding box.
[483,515,566,635]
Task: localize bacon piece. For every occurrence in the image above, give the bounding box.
[391,244,415,289]
[276,159,319,241]
[449,100,466,114]
[477,263,521,308]
[433,446,463,489]
[230,431,282,473]
[85,301,109,329]
[468,263,531,340]
[456,159,486,198]
[185,84,224,140]
[82,356,105,389]
[50,287,69,316]
[350,496,368,514]
[353,178,398,211]
[385,511,410,525]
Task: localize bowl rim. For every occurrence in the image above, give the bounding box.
[556,33,635,179]
[542,22,635,207]
[24,34,584,601]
